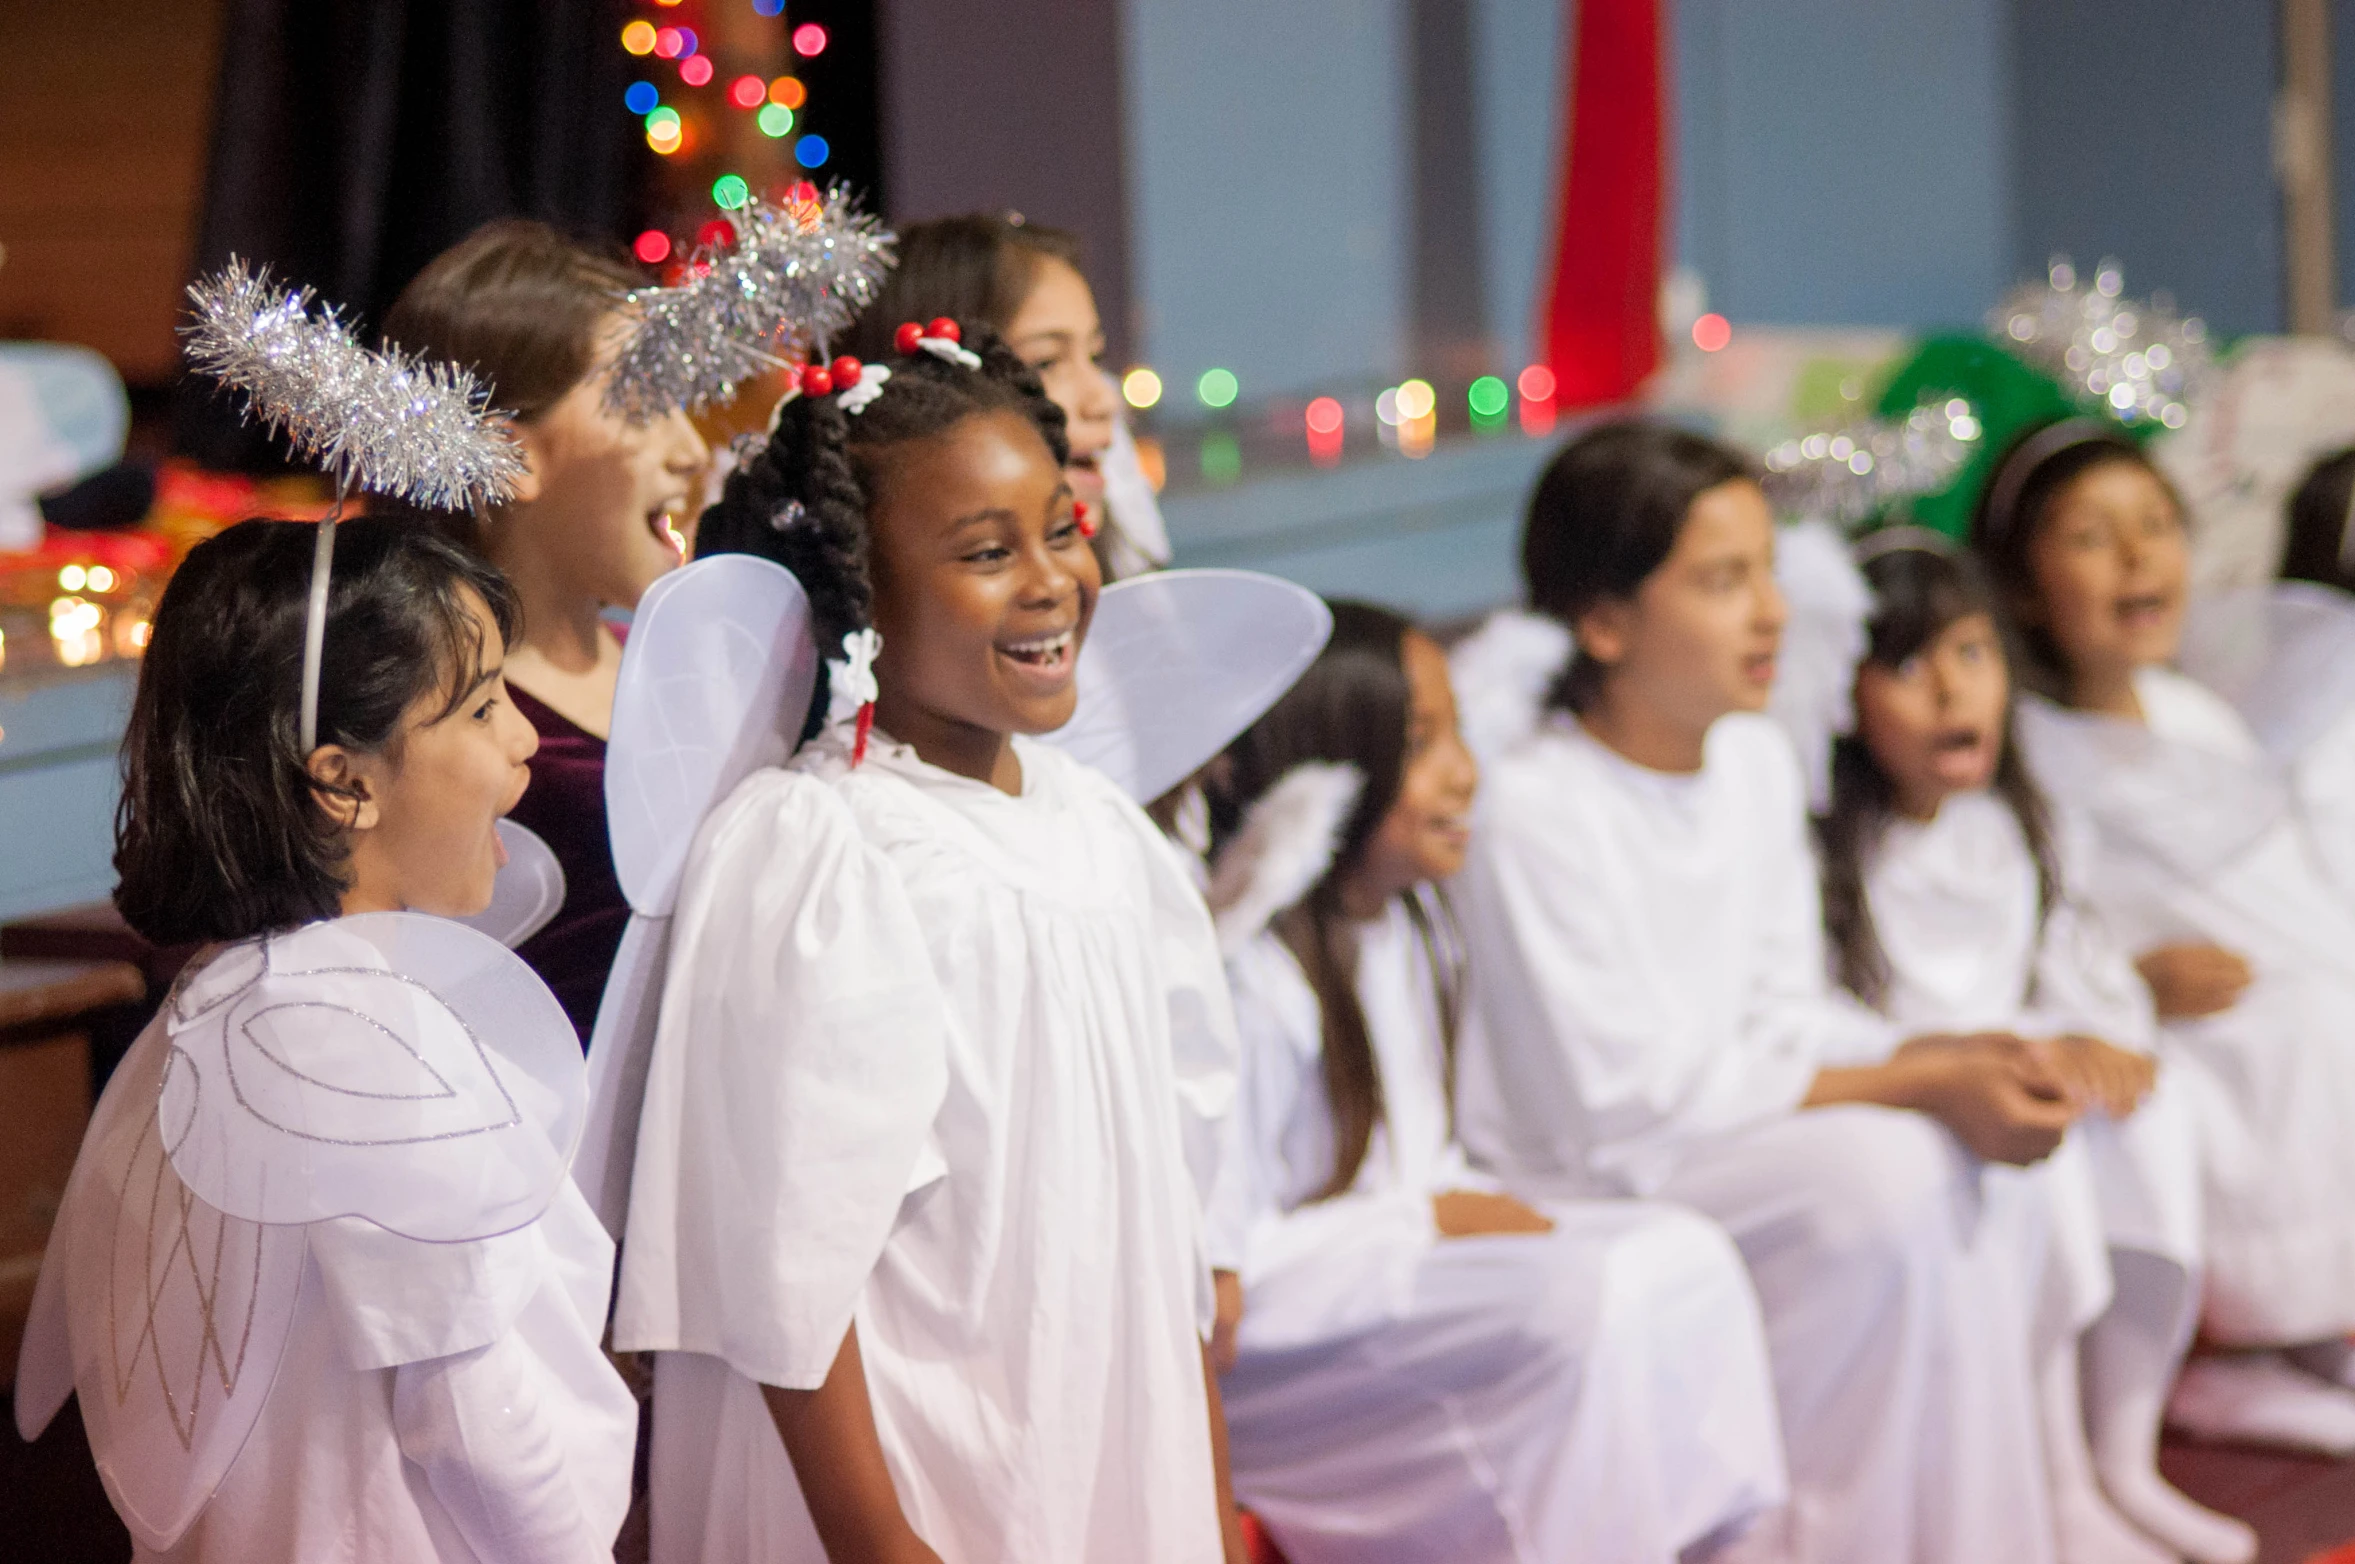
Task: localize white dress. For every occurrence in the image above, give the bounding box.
[1220,895,1786,1563]
[614,734,1235,1564]
[16,917,636,1564]
[2018,667,2355,1344]
[1453,712,2058,1564]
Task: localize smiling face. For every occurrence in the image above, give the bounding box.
[1578,478,1787,747]
[1854,610,2010,821]
[2020,457,2188,701]
[497,313,710,612]
[327,587,540,917]
[1002,257,1117,510]
[865,407,1100,786]
[1346,630,1479,909]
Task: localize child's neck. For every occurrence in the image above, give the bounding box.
[875,692,1024,795]
[1579,680,1715,774]
[2066,661,2147,723]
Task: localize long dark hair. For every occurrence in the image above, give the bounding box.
[2283,447,2355,594]
[114,517,521,945]
[1817,544,2060,1006]
[693,322,1067,743]
[837,213,1083,364]
[1204,601,1462,1201]
[1521,420,1756,711]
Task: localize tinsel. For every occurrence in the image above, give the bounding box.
[604,184,895,420]
[1990,257,2213,430]
[1760,397,1982,528]
[183,259,526,512]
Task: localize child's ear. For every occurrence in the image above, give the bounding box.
[305,746,383,832]
[1574,600,1632,670]
[498,417,548,506]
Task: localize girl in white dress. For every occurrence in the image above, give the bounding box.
[1202,600,1786,1563]
[1817,536,2252,1564]
[1974,419,2355,1455]
[612,322,1245,1563]
[17,517,636,1563]
[1452,420,2089,1564]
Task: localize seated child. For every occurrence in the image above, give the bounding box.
[1819,535,2251,1564]
[611,323,1245,1562]
[17,518,635,1562]
[1205,599,1787,1563]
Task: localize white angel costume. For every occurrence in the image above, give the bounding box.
[13,914,635,1564]
[1452,711,2060,1564]
[2016,667,2355,1347]
[1220,888,1787,1563]
[614,730,1235,1563]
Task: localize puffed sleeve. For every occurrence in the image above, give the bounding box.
[611,768,951,1389]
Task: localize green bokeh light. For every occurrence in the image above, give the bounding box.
[757,103,794,138]
[711,174,750,209]
[1468,375,1510,423]
[1200,430,1242,485]
[1196,367,1239,409]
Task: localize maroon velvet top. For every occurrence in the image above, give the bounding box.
[507,683,628,1047]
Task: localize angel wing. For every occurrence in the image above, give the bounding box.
[456,819,567,949]
[1204,762,1363,956]
[577,554,816,1237]
[1447,608,1574,768]
[1046,569,1332,803]
[1766,518,1873,812]
[2179,580,2355,762]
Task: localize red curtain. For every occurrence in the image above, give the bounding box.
[1541,0,1666,409]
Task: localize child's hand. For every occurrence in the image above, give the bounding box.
[2135,943,2253,1019]
[1209,1270,1244,1375]
[2032,1034,2157,1119]
[1432,1189,1555,1238]
[1904,1034,2079,1166]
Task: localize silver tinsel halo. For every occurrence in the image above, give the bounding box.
[603,183,895,420]
[1991,256,2213,430]
[1760,397,1983,528]
[183,258,526,512]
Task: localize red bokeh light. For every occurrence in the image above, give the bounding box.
[730,74,767,109]
[653,27,684,59]
[633,230,672,265]
[679,53,714,87]
[1304,396,1344,436]
[792,22,829,56]
[1692,313,1732,352]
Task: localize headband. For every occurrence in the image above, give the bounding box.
[1851,525,1957,567]
[1976,417,2116,559]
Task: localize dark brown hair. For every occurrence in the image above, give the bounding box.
[2282,447,2355,594]
[375,219,637,546]
[1817,545,2060,1006]
[115,518,520,945]
[839,213,1082,363]
[1521,420,1757,712]
[1205,601,1463,1201]
[693,322,1067,742]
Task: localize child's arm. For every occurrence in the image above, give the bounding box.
[392,1333,610,1564]
[1202,1342,1251,1564]
[1804,1034,2078,1165]
[762,1325,944,1564]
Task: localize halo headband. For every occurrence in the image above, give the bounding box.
[1852,525,1958,567]
[1977,417,2117,558]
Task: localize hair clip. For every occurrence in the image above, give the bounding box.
[892,317,983,370]
[1073,499,1097,540]
[768,497,808,532]
[799,354,892,415]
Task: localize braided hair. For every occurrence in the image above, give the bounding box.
[694,323,1069,741]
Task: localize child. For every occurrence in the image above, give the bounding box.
[1450,420,2082,1564]
[1204,599,1787,1562]
[611,322,1245,1562]
[16,517,636,1561]
[1819,537,2253,1564]
[380,219,711,1040]
[1981,421,2355,1453]
[842,213,1168,578]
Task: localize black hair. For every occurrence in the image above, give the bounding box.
[114,517,521,946]
[1817,545,2061,1006]
[694,322,1068,742]
[1970,422,2178,698]
[837,213,1084,365]
[1521,420,1757,711]
[2282,447,2355,594]
[1203,600,1462,1202]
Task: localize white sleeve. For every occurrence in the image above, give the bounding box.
[1138,815,1248,1275]
[393,1332,610,1564]
[1751,764,1901,1071]
[612,769,951,1389]
[2026,808,2160,1051]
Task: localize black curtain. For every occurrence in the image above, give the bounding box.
[178,0,647,468]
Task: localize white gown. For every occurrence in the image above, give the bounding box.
[1220,895,1786,1563]
[1453,712,2058,1564]
[614,733,1235,1564]
[16,918,635,1564]
[2018,667,2355,1344]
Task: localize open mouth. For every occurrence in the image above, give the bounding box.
[1742,651,1778,686]
[1927,725,1993,783]
[648,502,689,562]
[2115,591,2171,629]
[998,626,1077,680]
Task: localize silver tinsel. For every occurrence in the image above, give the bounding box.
[1991,256,2213,430]
[604,184,895,420]
[183,258,526,511]
[1760,397,1983,528]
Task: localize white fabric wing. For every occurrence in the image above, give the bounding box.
[1048,569,1331,802]
[457,819,567,949]
[1102,413,1173,569]
[575,914,671,1237]
[2179,581,2355,762]
[1205,762,1363,957]
[605,552,818,917]
[159,915,583,1242]
[1766,517,1872,812]
[1447,607,1574,768]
